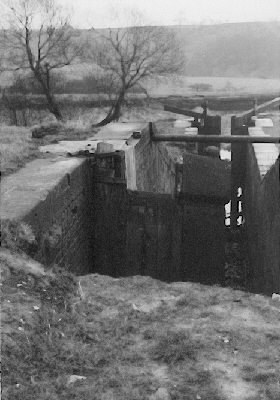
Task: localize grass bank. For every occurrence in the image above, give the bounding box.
[1,221,280,400]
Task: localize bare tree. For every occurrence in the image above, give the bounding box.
[90,25,184,126]
[2,0,80,120]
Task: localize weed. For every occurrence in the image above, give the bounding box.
[143,328,157,340]
[151,329,198,364]
[265,384,280,400]
[1,220,38,255]
[252,372,277,383]
[1,263,80,400]
[266,332,280,341]
[175,293,201,308]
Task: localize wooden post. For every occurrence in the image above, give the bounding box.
[253,98,258,116]
[198,115,221,156]
[202,99,208,124]
[231,117,248,227]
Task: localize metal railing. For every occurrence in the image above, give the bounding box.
[151,134,280,143]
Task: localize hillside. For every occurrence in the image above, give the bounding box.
[172,21,280,78]
[88,21,280,79]
[82,22,280,79]
[1,21,280,85]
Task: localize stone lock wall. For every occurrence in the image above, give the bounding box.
[1,121,229,285]
[1,157,95,274]
[24,160,95,273]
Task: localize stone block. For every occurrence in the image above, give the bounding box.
[96,142,114,154]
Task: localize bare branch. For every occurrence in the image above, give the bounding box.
[88,22,184,125]
[2,0,82,120]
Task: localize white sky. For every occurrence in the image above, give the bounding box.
[57,0,280,28]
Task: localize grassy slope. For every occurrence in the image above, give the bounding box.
[1,247,280,400]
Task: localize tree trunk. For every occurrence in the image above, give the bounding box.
[34,72,63,121]
[2,90,18,126]
[43,87,63,121]
[95,91,125,127]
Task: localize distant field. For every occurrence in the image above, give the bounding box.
[147,75,280,97]
[2,68,280,97]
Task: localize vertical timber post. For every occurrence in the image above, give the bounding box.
[253,98,258,116]
[202,99,208,124]
[198,115,221,156]
[231,116,248,227]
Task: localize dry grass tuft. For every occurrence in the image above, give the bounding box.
[151,329,198,364]
[0,126,40,176]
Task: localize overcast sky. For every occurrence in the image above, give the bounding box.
[57,0,280,28]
